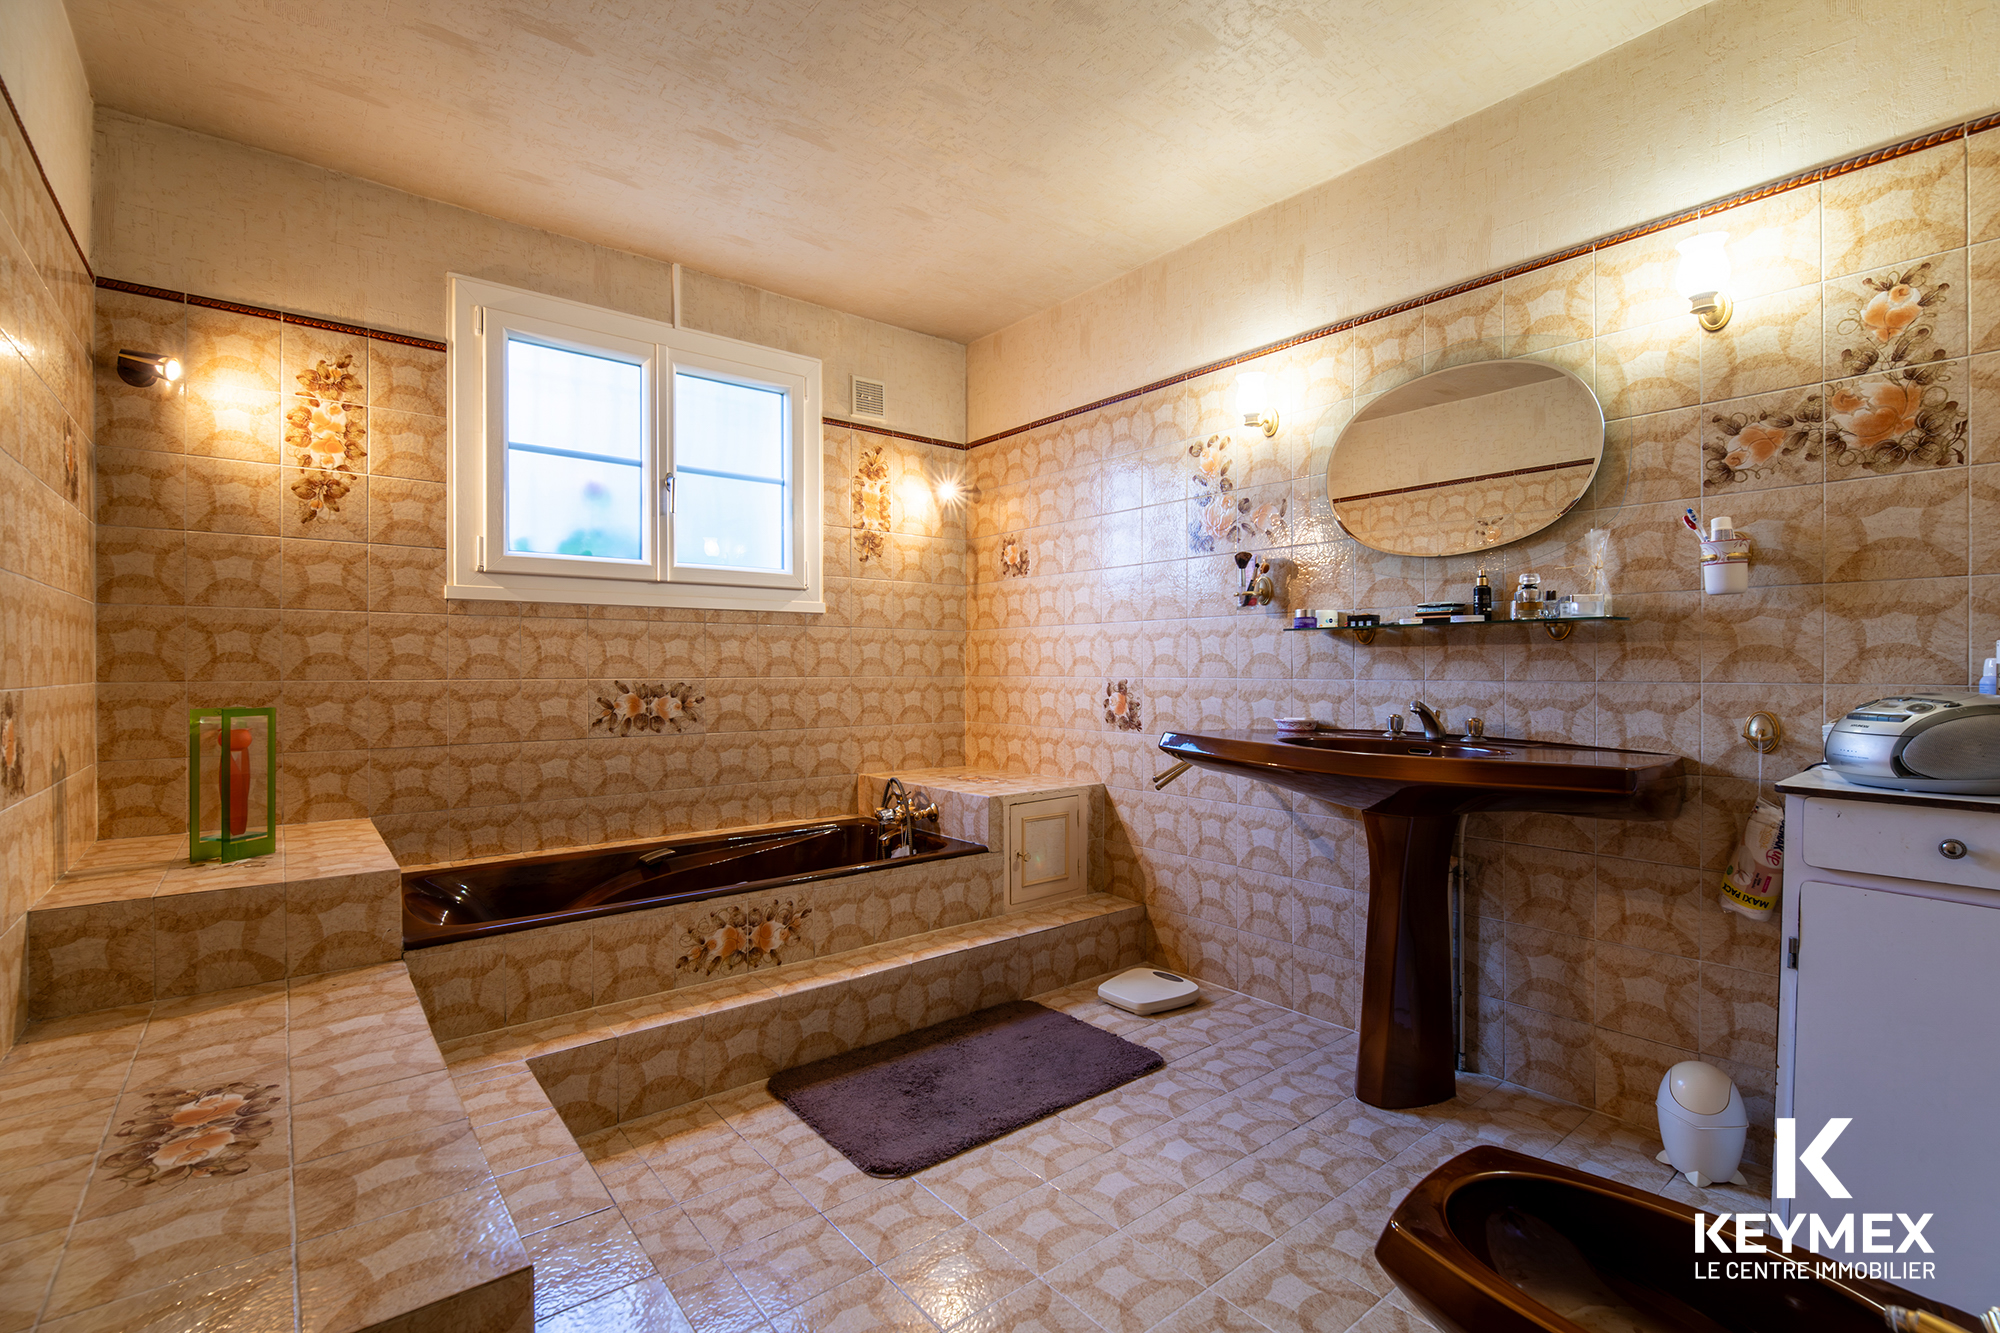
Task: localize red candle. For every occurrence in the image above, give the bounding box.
[228,727,253,835]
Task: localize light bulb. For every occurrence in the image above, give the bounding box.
[1674,233,1732,331]
[1235,371,1278,436]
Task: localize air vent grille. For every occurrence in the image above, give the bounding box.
[852,377,886,419]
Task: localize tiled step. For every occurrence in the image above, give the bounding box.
[438,894,1148,1135]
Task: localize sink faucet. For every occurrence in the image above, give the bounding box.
[1408,700,1447,741]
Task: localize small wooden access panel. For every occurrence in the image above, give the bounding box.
[1007,794,1084,910]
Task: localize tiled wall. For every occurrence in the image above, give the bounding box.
[0,95,97,1051]
[964,127,2000,1154]
[91,285,968,866]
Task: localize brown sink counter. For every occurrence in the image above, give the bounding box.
[1158,728,1684,818]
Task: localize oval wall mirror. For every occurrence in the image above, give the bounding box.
[1322,359,1604,558]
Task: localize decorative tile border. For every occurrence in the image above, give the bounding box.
[968,109,2000,449]
[94,276,449,352]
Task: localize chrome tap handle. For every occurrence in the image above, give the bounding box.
[1387,714,1405,736]
[1465,717,1486,739]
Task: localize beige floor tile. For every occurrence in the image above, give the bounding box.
[532,1276,693,1333]
[32,1250,294,1333]
[290,1068,464,1162]
[627,1206,717,1279]
[821,1178,961,1265]
[945,1279,1104,1333]
[1213,1238,1379,1333]
[1148,1291,1279,1333]
[1044,1231,1205,1333]
[1119,1188,1273,1286]
[0,1154,94,1245]
[661,1258,767,1333]
[1045,1152,1182,1228]
[678,1167,818,1253]
[915,1140,1042,1219]
[879,1224,1035,1329]
[722,1215,872,1318]
[293,1119,490,1238]
[993,1116,1111,1182]
[524,1207,660,1324]
[470,1108,581,1176]
[0,1230,65,1332]
[494,1151,616,1237]
[767,1269,932,1333]
[46,1169,292,1318]
[971,1182,1117,1275]
[294,1183,528,1333]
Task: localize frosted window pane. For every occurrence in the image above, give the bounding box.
[504,337,645,561]
[506,450,643,559]
[675,474,786,571]
[508,339,644,460]
[675,372,786,479]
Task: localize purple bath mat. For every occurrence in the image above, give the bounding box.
[766,1000,1164,1177]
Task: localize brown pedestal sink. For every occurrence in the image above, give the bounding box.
[1155,728,1683,1110]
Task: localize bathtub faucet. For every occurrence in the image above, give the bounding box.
[874,778,938,857]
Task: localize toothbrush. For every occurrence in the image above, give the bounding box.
[1682,508,1699,533]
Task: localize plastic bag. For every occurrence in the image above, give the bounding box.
[1718,798,1784,920]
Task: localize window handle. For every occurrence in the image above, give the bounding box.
[661,474,674,516]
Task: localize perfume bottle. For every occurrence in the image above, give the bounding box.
[1472,569,1493,619]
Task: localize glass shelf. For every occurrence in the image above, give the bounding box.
[1285,615,1629,643]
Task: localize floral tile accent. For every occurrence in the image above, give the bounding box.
[999,535,1031,578]
[287,356,368,526]
[1830,256,1958,377]
[1186,436,1286,553]
[1703,393,1824,491]
[592,681,705,736]
[99,1081,283,1187]
[1103,680,1142,732]
[1,693,23,796]
[853,445,891,564]
[676,900,812,975]
[1824,365,1967,478]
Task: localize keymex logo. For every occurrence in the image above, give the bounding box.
[1690,1117,1938,1286]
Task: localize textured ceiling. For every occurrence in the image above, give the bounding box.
[67,0,1702,342]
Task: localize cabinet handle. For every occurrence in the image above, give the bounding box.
[1940,839,1968,860]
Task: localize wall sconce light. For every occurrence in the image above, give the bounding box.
[1674,233,1732,332]
[1236,371,1278,437]
[117,349,183,387]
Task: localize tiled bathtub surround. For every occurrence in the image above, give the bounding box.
[90,285,969,865]
[964,124,2000,1163]
[406,834,1008,1039]
[0,83,98,1055]
[27,819,400,1019]
[0,962,532,1333]
[439,894,1146,1133]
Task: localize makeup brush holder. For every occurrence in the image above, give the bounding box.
[1699,536,1751,595]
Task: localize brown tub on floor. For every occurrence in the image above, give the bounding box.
[1377,1146,1975,1333]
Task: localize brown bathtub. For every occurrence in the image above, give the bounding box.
[403,817,987,948]
[1377,1146,1975,1332]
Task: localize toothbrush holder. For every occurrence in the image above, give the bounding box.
[1699,536,1751,595]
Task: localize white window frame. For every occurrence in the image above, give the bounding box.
[447,274,824,613]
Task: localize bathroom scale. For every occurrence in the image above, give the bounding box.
[1097,967,1201,1015]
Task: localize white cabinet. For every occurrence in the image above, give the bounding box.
[1779,787,2000,1313]
[1006,793,1085,910]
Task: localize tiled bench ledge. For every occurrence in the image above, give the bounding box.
[436,894,1147,1136]
[27,821,401,1020]
[0,962,532,1333]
